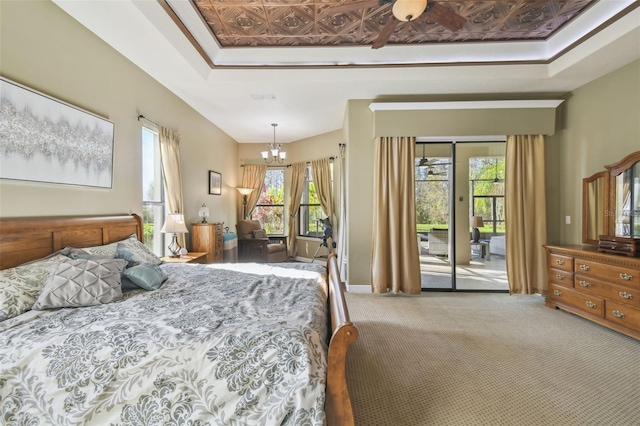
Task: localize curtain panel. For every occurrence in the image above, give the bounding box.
[239,165,267,221]
[311,158,335,227]
[505,134,548,295]
[159,126,186,248]
[287,162,307,257]
[371,136,421,294]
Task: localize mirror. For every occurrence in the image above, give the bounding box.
[606,150,640,238]
[582,171,609,244]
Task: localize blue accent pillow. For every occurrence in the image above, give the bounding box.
[123,263,168,291]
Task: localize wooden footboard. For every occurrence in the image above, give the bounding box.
[325,253,359,426]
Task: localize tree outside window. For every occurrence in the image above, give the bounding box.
[299,165,328,237]
[251,169,285,234]
[141,127,165,255]
[469,157,505,234]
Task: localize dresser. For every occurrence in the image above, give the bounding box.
[545,245,640,340]
[191,222,223,263]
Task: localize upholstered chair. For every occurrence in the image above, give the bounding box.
[236,220,287,263]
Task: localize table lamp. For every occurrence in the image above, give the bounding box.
[470,216,484,243]
[198,203,209,223]
[160,212,189,257]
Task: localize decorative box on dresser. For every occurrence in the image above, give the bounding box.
[545,245,640,340]
[191,222,223,263]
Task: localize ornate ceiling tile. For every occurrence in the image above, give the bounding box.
[190,0,598,48]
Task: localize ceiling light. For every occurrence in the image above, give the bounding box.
[261,123,286,164]
[392,0,427,22]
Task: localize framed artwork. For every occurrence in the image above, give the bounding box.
[0,77,115,188]
[209,170,222,195]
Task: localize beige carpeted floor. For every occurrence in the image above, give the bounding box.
[344,292,640,426]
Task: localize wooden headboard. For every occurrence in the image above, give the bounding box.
[0,214,143,270]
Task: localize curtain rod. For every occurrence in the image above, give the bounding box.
[138,115,181,136]
[137,114,158,126]
[241,157,335,168]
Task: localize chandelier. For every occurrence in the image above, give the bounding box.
[261,123,286,164]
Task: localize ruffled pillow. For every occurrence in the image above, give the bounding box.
[33,258,127,310]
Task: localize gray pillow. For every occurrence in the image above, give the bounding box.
[123,263,168,291]
[33,258,127,310]
[115,234,162,268]
[252,229,267,239]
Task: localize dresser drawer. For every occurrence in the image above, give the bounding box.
[574,259,639,289]
[605,301,640,333]
[548,253,573,272]
[575,274,640,309]
[549,283,604,317]
[548,268,573,288]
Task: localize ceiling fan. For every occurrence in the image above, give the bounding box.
[327,0,466,49]
[418,144,451,170]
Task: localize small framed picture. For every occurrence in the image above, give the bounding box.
[209,170,222,195]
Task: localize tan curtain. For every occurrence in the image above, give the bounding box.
[287,162,307,257]
[505,135,548,295]
[311,157,335,226]
[239,165,267,220]
[371,136,421,294]
[159,126,185,248]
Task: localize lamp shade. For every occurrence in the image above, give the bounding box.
[237,187,254,196]
[160,213,189,234]
[198,203,209,219]
[470,216,484,228]
[392,0,427,22]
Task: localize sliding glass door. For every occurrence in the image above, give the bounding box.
[416,141,508,292]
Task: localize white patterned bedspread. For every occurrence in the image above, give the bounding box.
[0,262,329,425]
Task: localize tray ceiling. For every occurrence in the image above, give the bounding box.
[191,0,595,48]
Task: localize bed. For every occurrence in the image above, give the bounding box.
[0,214,358,425]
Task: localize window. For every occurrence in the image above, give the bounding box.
[141,126,164,255]
[299,164,333,237]
[251,169,285,234]
[469,157,505,234]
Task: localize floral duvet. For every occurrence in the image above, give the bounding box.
[0,262,329,426]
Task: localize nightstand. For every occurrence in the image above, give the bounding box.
[160,252,208,264]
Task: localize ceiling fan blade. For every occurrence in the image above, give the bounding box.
[427,2,466,32]
[324,0,381,16]
[372,16,399,49]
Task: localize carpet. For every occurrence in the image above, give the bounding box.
[344,292,640,426]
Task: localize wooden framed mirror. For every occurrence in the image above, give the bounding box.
[606,150,640,238]
[582,170,609,245]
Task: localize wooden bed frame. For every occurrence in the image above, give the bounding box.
[0,214,358,425]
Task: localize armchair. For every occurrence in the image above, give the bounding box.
[236,220,288,263]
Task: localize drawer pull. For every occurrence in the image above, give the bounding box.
[579,280,590,287]
[612,310,625,319]
[555,259,565,266]
[553,290,562,297]
[555,274,565,280]
[579,264,590,271]
[620,273,633,281]
[585,301,597,309]
[619,291,633,300]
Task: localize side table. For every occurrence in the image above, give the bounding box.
[161,252,208,264]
